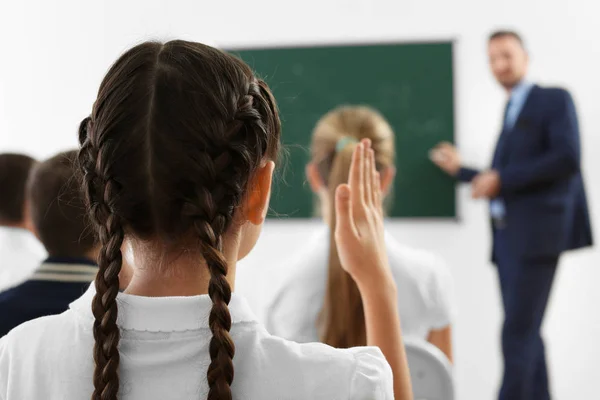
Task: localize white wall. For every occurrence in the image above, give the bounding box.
[1,0,599,398]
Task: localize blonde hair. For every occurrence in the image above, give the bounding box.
[311,105,395,348]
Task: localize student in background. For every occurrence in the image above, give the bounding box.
[0,41,412,400]
[0,153,46,291]
[266,105,454,362]
[0,150,97,337]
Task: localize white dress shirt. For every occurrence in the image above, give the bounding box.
[266,229,455,343]
[0,283,392,399]
[0,226,46,292]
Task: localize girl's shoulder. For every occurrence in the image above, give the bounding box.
[0,308,84,354]
[0,309,394,400]
[0,310,92,399]
[384,232,450,283]
[241,328,393,399]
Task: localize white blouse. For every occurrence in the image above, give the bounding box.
[266,229,455,343]
[0,283,392,399]
[0,227,46,292]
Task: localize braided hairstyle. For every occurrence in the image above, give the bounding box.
[77,41,281,400]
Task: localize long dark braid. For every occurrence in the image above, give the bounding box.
[77,41,280,400]
[79,116,125,400]
[181,79,277,400]
[182,150,237,400]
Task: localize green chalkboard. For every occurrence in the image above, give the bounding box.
[231,41,455,218]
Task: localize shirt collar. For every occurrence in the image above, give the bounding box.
[44,256,97,266]
[70,283,258,332]
[30,259,98,282]
[509,80,534,103]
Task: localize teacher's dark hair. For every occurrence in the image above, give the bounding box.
[77,40,281,400]
[489,30,525,48]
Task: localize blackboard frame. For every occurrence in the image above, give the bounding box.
[227,38,460,221]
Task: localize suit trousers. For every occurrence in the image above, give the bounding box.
[494,228,558,400]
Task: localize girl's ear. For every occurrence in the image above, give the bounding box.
[380,166,396,196]
[306,162,325,194]
[244,161,275,225]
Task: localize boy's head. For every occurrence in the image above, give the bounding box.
[0,153,37,228]
[27,150,96,258]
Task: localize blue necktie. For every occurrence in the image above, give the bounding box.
[490,98,512,222]
[502,98,513,130]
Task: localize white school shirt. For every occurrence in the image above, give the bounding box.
[0,226,46,292]
[0,283,393,400]
[266,229,454,343]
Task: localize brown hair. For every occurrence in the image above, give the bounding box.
[489,30,525,47]
[0,153,36,224]
[27,150,95,257]
[311,105,394,348]
[77,40,280,400]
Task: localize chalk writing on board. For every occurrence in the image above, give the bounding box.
[378,83,411,111]
[404,119,445,137]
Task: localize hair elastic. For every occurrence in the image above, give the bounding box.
[335,136,359,153]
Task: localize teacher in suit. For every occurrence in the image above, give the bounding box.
[431,30,593,400]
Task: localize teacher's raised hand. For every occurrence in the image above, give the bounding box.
[429,141,461,176]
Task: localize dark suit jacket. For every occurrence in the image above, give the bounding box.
[457,85,593,259]
[0,257,95,337]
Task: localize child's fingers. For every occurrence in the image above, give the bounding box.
[364,149,373,206]
[368,149,378,206]
[349,143,365,208]
[335,183,357,238]
[374,172,383,216]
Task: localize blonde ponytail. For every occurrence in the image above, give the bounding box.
[312,105,395,348]
[318,144,367,348]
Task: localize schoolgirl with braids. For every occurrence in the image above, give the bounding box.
[0,40,411,400]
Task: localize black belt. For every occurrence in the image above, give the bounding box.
[492,217,507,229]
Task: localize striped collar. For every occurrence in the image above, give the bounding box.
[44,256,96,266]
[30,257,98,283]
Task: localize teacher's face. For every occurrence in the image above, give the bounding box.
[488,35,528,90]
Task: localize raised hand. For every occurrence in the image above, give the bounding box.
[429,141,461,176]
[334,139,413,400]
[334,138,393,292]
